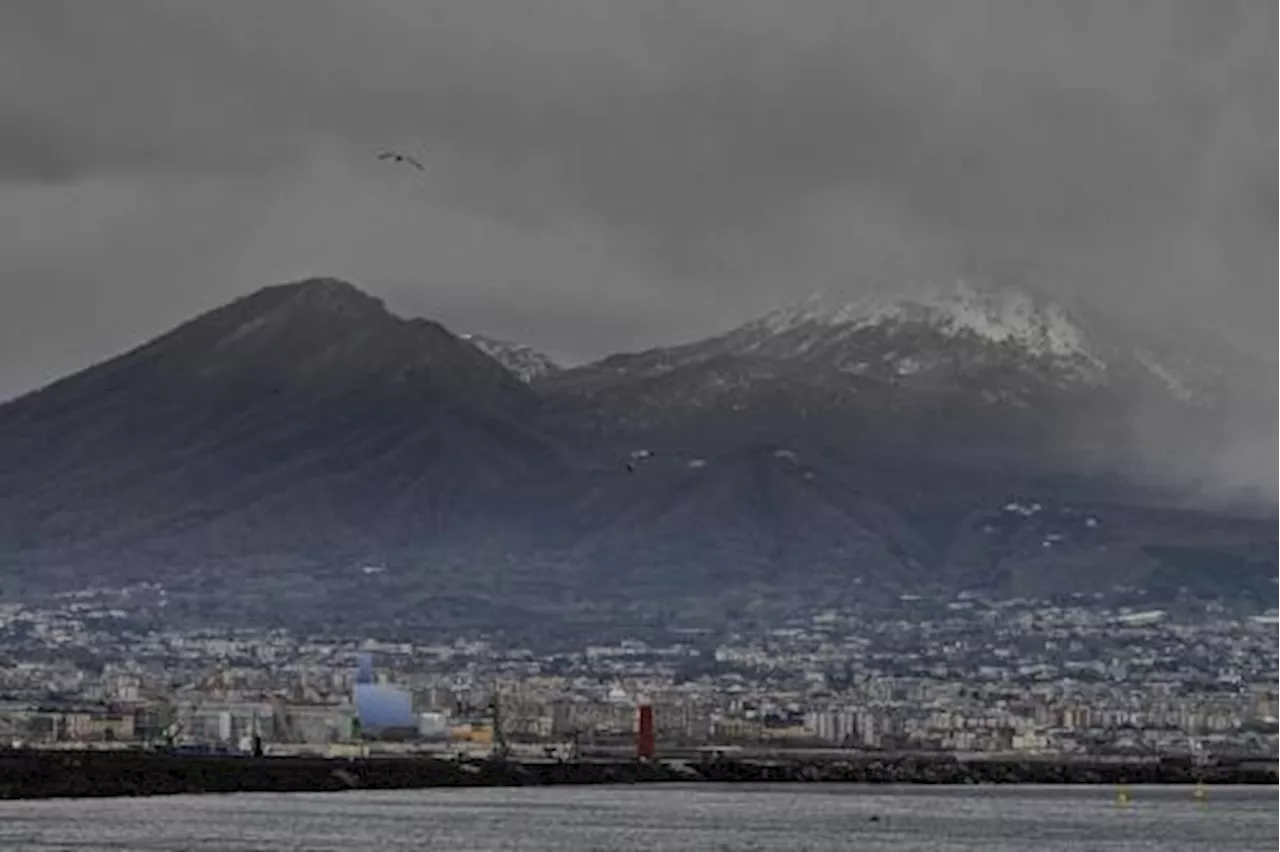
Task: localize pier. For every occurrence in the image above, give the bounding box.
[0,748,1274,800]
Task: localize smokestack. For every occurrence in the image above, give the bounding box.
[636,704,655,761]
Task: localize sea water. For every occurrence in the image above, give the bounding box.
[0,784,1274,851]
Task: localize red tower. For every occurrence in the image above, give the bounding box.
[636,704,655,761]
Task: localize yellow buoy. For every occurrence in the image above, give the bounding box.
[1115,785,1131,806]
[1193,781,1207,803]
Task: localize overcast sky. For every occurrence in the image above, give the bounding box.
[0,0,1274,399]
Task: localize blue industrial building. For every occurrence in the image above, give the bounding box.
[352,652,415,734]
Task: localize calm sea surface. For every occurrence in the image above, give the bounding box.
[0,784,1274,851]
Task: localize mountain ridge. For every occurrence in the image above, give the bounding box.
[537,278,1276,503]
[0,276,1271,631]
[548,278,1259,407]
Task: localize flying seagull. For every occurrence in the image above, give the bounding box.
[377,150,426,172]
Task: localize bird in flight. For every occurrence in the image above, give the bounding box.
[377,150,426,172]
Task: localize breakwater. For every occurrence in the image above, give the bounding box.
[0,749,1274,800]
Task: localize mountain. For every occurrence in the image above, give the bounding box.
[543,280,1248,405]
[538,280,1269,480]
[459,333,560,383]
[0,278,562,595]
[0,277,1272,634]
[523,280,1273,622]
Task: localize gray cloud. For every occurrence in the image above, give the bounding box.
[0,0,1274,403]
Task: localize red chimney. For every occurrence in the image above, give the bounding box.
[636,704,655,761]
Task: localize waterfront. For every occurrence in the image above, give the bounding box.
[0,784,1274,851]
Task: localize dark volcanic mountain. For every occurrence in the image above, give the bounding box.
[0,278,561,592]
[538,282,1265,478]
[0,277,1272,632]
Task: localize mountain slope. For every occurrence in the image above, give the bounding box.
[0,278,562,588]
[459,333,560,383]
[543,280,1224,407]
[538,280,1271,479]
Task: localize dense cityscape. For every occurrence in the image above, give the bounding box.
[2,582,1275,761]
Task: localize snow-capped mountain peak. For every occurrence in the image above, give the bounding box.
[752,280,1096,362]
[556,279,1255,414]
[460,333,560,383]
